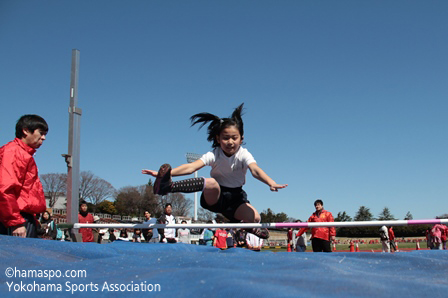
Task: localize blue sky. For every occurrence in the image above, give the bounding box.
[1,1,447,221]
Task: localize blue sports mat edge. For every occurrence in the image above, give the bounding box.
[1,235,447,298]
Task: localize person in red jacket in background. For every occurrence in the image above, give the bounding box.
[296,199,336,252]
[388,226,397,252]
[0,115,49,238]
[78,201,94,242]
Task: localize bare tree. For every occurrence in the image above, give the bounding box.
[80,171,96,201]
[114,184,159,217]
[87,177,116,212]
[40,173,67,208]
[197,207,215,222]
[158,193,193,217]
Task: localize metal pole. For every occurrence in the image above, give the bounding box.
[186,153,202,221]
[64,49,82,226]
[67,218,448,229]
[194,171,198,221]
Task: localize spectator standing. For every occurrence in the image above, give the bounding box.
[441,225,447,250]
[78,202,94,242]
[142,211,155,243]
[0,114,49,238]
[295,220,307,252]
[296,200,336,252]
[157,203,177,243]
[388,226,397,252]
[379,225,390,253]
[142,211,159,243]
[431,224,445,250]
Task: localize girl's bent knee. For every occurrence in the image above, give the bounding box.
[204,178,219,190]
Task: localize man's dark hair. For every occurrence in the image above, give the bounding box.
[15,114,48,138]
[165,203,172,208]
[314,199,323,206]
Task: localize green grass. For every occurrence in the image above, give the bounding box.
[263,239,429,252]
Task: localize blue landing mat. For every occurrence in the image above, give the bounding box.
[0,235,447,297]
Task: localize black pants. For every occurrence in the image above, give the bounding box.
[0,212,38,238]
[390,240,397,251]
[312,238,332,252]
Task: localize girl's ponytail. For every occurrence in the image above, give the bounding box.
[190,112,222,144]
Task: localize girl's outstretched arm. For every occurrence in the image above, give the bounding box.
[142,159,205,177]
[248,163,288,192]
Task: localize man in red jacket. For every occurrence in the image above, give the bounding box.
[0,115,48,238]
[296,199,336,252]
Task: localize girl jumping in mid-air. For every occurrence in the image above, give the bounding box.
[142,103,287,239]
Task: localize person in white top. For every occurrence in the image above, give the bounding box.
[157,203,177,243]
[379,225,390,253]
[246,233,264,251]
[142,103,288,239]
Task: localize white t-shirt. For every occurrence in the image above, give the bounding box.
[246,233,264,248]
[163,215,176,239]
[200,147,256,188]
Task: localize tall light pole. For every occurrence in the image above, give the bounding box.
[63,49,82,224]
[186,152,202,221]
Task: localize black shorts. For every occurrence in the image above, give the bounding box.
[200,186,250,222]
[0,212,38,238]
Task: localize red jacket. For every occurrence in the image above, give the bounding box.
[78,213,94,242]
[388,227,395,241]
[0,138,46,227]
[297,209,336,241]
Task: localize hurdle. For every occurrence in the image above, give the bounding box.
[58,218,448,230]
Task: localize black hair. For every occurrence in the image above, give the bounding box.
[41,211,52,223]
[15,114,48,138]
[190,103,245,148]
[314,199,323,206]
[165,203,172,208]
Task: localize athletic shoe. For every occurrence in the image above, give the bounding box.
[153,164,172,195]
[248,228,270,239]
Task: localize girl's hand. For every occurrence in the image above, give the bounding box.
[269,183,288,192]
[141,169,157,177]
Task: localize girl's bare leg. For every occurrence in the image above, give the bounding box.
[202,178,220,206]
[234,203,261,223]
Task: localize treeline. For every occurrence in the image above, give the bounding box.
[260,206,447,238]
[335,206,448,238]
[41,172,193,219]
